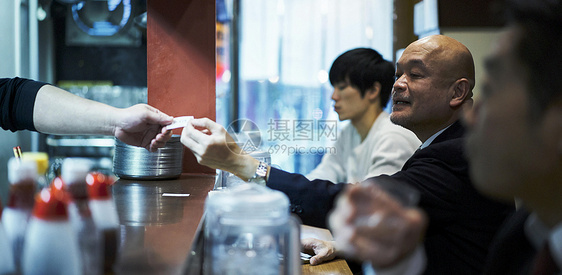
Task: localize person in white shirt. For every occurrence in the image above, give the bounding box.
[306,48,420,183]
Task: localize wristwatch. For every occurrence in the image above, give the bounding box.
[248,161,268,185]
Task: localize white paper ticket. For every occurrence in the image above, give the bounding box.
[162,193,191,197]
[165,116,194,130]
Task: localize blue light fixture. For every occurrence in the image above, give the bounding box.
[71,0,132,37]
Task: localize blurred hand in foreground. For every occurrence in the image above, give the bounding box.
[329,183,427,268]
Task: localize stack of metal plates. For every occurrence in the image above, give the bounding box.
[113,135,183,180]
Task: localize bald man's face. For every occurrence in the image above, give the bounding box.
[390,38,459,139]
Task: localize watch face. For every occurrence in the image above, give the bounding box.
[256,162,268,177]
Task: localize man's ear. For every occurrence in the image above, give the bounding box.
[450,78,471,108]
[366,82,381,101]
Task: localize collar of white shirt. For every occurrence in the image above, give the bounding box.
[419,124,453,150]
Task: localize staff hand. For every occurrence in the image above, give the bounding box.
[113,104,173,152]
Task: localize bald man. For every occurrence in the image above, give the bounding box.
[180,35,514,273]
[390,35,475,141]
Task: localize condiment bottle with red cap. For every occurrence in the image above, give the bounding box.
[87,172,120,273]
[1,157,37,272]
[61,158,93,225]
[0,198,16,274]
[61,158,102,275]
[87,172,119,229]
[50,176,69,204]
[22,188,81,275]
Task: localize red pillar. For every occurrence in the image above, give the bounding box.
[147,0,216,174]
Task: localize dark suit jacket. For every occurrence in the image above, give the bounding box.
[484,209,562,275]
[484,209,536,275]
[267,121,514,274]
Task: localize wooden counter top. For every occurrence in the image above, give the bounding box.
[302,259,353,275]
[112,174,214,274]
[111,174,352,274]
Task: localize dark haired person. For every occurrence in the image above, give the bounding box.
[0,77,173,151]
[306,48,420,183]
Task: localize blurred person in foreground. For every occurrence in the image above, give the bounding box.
[329,0,562,274]
[0,77,173,152]
[181,34,515,273]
